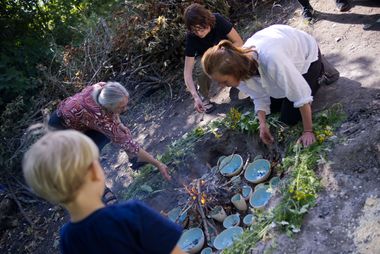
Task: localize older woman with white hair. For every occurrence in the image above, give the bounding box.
[48,82,171,202]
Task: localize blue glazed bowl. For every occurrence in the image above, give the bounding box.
[213,226,244,250]
[249,185,272,209]
[244,159,271,184]
[178,228,205,254]
[219,154,243,177]
[223,213,240,228]
[200,247,213,254]
[243,214,255,226]
[269,176,281,189]
[242,185,252,200]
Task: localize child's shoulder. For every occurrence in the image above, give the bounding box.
[100,200,148,217]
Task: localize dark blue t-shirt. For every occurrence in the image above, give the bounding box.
[60,200,182,254]
[185,13,233,57]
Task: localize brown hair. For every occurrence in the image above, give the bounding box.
[202,40,258,81]
[184,3,216,30]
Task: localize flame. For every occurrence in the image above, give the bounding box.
[201,195,206,205]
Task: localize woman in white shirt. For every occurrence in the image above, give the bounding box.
[202,25,325,147]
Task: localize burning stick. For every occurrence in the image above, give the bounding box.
[196,179,212,245]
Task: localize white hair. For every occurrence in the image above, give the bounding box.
[92,82,129,112]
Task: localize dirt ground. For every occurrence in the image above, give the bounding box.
[1,0,379,253]
[105,0,380,253]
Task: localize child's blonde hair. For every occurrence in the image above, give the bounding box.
[22,130,99,204]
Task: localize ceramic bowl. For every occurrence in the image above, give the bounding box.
[209,205,227,222]
[213,226,244,250]
[243,214,255,226]
[219,154,243,177]
[200,247,213,254]
[168,207,187,225]
[231,193,247,211]
[244,159,271,184]
[269,176,281,189]
[249,185,272,209]
[223,214,240,228]
[241,185,252,200]
[178,227,205,254]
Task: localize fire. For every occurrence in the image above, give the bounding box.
[201,194,207,205]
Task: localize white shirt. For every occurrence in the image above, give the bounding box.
[238,25,319,114]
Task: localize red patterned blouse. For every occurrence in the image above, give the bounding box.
[57,82,140,156]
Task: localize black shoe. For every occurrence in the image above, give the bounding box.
[320,55,340,85]
[302,7,314,21]
[336,0,350,12]
[319,73,339,86]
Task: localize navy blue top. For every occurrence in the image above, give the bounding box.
[185,13,233,57]
[60,200,182,254]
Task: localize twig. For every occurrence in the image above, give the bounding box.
[6,179,35,228]
[196,179,211,244]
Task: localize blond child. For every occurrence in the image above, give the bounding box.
[22,130,185,254]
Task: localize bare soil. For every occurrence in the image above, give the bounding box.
[1,0,379,253]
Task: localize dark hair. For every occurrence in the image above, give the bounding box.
[202,40,258,81]
[184,3,216,30]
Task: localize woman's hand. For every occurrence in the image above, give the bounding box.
[298,131,316,147]
[157,163,171,181]
[137,148,171,181]
[259,124,274,145]
[194,96,205,113]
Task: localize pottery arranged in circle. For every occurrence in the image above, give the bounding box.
[178,227,205,254]
[213,226,244,250]
[241,185,252,200]
[244,159,271,183]
[231,193,247,211]
[223,213,240,228]
[200,247,213,254]
[269,176,281,189]
[243,214,255,226]
[209,205,227,222]
[219,154,243,177]
[168,207,187,225]
[249,185,272,209]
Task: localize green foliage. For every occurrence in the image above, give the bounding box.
[223,104,346,252]
[123,127,206,200]
[221,107,285,135]
[224,212,273,254]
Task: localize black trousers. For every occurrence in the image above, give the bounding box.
[270,50,323,126]
[48,111,111,151]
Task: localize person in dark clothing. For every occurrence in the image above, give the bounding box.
[22,130,185,254]
[298,0,351,20]
[183,3,243,113]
